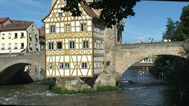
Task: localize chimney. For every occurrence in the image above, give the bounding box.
[51,0,56,7]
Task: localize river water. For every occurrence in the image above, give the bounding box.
[0,69,168,106]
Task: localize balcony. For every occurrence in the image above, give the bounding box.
[14,47,18,49]
[20,47,24,49]
[1,48,5,50]
[8,48,11,50]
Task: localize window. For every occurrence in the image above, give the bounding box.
[8,43,11,50]
[49,63,53,69]
[35,34,38,42]
[57,42,62,49]
[59,63,63,69]
[82,63,88,68]
[15,33,18,39]
[50,25,55,33]
[69,41,75,49]
[21,33,24,38]
[83,41,88,49]
[65,63,69,69]
[14,43,18,49]
[58,13,63,17]
[49,42,54,50]
[106,61,110,66]
[32,25,34,31]
[21,43,24,49]
[8,33,11,39]
[81,23,87,31]
[1,43,5,50]
[1,34,5,39]
[94,42,96,48]
[65,24,71,32]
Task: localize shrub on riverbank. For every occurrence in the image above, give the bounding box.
[50,85,119,94]
[96,85,119,91]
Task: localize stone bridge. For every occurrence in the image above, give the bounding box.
[106,41,188,76]
[0,51,45,84]
[0,41,188,85]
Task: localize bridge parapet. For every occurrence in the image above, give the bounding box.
[117,41,186,50]
[0,51,45,58]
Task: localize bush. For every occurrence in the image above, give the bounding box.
[50,85,119,94]
[96,85,119,91]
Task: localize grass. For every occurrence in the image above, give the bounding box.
[50,85,119,94]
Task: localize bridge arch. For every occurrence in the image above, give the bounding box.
[0,59,45,72]
[113,42,187,76]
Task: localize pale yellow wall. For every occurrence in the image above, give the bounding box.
[0,30,27,51]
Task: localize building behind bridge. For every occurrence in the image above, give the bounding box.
[0,17,40,54]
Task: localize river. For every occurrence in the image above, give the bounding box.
[0,69,168,106]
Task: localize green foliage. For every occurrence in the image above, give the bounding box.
[163,18,178,40]
[151,55,189,106]
[61,0,140,28]
[162,5,189,41]
[51,86,64,94]
[96,85,119,91]
[50,85,119,94]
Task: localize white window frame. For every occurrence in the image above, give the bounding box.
[50,25,55,33]
[69,41,75,49]
[8,43,11,49]
[8,33,11,39]
[65,63,69,69]
[14,43,18,49]
[49,42,54,50]
[1,34,5,39]
[83,41,89,49]
[49,63,53,69]
[82,63,88,68]
[59,63,63,69]
[1,43,5,49]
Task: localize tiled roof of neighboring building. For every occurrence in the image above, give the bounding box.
[38,26,45,37]
[0,20,33,31]
[0,17,9,23]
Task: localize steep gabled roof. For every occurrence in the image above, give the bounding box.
[42,0,98,22]
[80,1,98,18]
[0,17,9,23]
[0,20,33,31]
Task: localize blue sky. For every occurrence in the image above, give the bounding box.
[0,0,188,43]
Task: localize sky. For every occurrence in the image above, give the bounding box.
[0,0,188,43]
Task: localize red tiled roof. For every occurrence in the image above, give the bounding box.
[0,17,9,23]
[38,26,45,37]
[0,20,33,31]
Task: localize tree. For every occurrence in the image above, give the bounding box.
[162,18,178,40]
[169,5,189,41]
[61,0,140,28]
